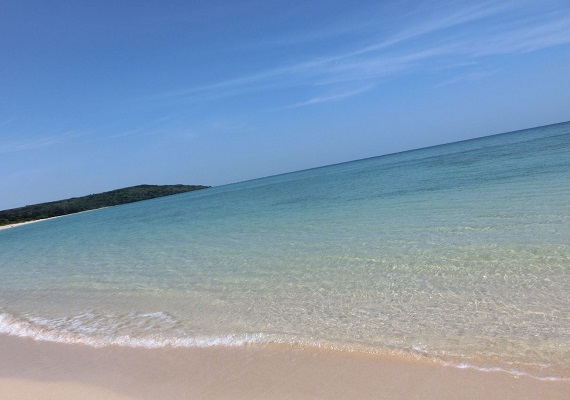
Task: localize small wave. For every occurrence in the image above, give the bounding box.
[446,362,569,382]
[0,312,269,348]
[0,312,568,381]
[298,340,570,382]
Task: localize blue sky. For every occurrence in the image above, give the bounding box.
[1,0,569,209]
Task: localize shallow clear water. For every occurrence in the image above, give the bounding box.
[1,122,569,379]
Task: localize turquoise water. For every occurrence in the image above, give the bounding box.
[1,122,569,379]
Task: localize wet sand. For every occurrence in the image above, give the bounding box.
[0,334,568,399]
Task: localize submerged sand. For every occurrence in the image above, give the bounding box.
[0,334,568,399]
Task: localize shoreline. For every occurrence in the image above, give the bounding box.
[0,216,63,230]
[0,207,110,230]
[1,334,568,399]
[2,311,567,381]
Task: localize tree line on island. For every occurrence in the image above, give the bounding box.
[0,184,209,227]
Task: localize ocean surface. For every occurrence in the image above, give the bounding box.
[1,122,569,379]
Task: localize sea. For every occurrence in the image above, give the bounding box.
[1,122,569,380]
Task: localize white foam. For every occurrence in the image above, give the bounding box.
[445,361,570,382]
[0,312,269,349]
[1,312,568,381]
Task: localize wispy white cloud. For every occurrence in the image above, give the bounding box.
[463,15,570,56]
[315,45,455,85]
[147,1,570,107]
[287,86,375,109]
[316,0,513,64]
[104,115,177,140]
[435,69,500,88]
[0,131,86,154]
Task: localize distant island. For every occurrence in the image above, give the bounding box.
[0,184,209,227]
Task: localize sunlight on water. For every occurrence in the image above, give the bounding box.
[1,122,569,379]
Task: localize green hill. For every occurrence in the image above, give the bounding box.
[0,184,209,227]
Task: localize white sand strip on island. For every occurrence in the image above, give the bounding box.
[0,207,110,230]
[0,217,61,230]
[0,334,568,400]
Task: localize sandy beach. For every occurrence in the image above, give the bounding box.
[0,334,568,400]
[0,208,108,231]
[0,218,55,230]
[0,213,89,230]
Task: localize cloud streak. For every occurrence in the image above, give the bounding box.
[148,1,570,108]
[0,131,85,154]
[287,86,375,109]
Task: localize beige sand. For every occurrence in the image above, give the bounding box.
[0,214,79,230]
[0,378,137,400]
[0,218,55,230]
[0,208,108,230]
[0,335,568,399]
